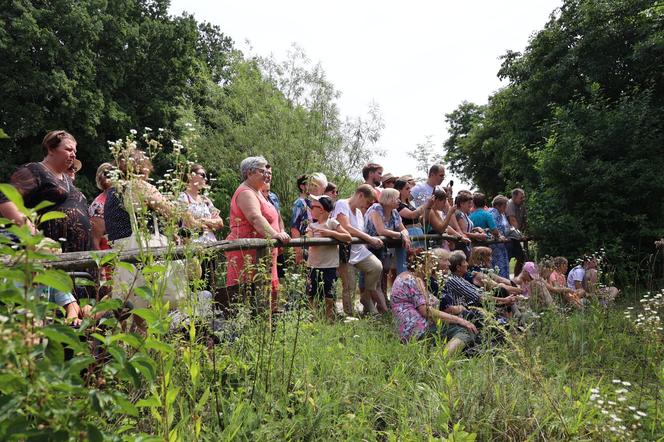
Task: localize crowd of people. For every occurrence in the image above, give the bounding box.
[0,130,619,352]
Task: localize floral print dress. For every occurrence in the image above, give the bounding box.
[391,274,438,342]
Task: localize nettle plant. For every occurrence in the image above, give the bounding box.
[0,184,145,440]
[0,128,218,441]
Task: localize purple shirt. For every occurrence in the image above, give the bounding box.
[391,274,438,342]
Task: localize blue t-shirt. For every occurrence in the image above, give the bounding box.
[290,197,311,235]
[365,203,402,236]
[469,209,496,230]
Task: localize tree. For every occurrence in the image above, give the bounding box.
[408,136,444,180]
[0,0,234,195]
[443,0,664,274]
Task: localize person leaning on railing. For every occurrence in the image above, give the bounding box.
[103,148,202,315]
[331,184,386,314]
[177,164,224,244]
[488,195,511,278]
[0,130,92,324]
[422,189,458,250]
[365,188,411,288]
[222,156,290,314]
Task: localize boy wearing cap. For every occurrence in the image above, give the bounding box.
[306,195,352,320]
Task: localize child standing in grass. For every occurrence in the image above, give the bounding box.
[306,195,352,320]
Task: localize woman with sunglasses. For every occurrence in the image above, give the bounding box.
[178,164,224,243]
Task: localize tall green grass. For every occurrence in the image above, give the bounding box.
[155,301,662,441]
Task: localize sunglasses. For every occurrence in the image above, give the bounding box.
[194,171,207,179]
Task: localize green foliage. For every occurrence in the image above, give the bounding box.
[0,0,233,191]
[444,0,664,275]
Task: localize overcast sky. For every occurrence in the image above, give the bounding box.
[169,0,562,183]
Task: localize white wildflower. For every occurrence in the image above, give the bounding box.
[130,129,137,135]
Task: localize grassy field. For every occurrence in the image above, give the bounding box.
[154,294,663,441]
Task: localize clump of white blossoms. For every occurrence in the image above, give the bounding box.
[588,380,648,440]
[624,289,664,334]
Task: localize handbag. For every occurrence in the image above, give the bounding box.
[111,182,188,309]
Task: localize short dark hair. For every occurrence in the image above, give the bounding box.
[325,182,337,193]
[394,179,408,191]
[454,193,472,206]
[428,164,445,177]
[512,188,525,198]
[472,192,486,208]
[448,251,467,273]
[296,175,309,193]
[314,195,335,212]
[362,163,382,180]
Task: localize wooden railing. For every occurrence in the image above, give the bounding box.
[39,234,530,271]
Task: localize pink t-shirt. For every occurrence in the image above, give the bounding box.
[549,270,566,287]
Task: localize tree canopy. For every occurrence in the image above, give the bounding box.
[444,0,664,269]
[0,0,382,216]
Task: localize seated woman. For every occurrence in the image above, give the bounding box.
[511,262,556,310]
[443,251,518,309]
[567,255,619,304]
[465,246,523,296]
[178,164,224,243]
[391,249,477,355]
[538,258,582,308]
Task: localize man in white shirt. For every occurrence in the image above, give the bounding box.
[411,164,446,208]
[331,184,388,314]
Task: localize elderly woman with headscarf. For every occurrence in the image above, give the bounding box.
[222,156,290,313]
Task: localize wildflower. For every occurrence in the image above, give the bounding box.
[628,406,636,411]
[621,381,631,386]
[617,396,627,402]
[612,379,621,384]
[58,237,66,242]
[144,127,152,131]
[636,411,646,417]
[130,129,137,135]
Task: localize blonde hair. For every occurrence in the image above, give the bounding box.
[309,172,328,190]
[378,188,399,205]
[95,162,113,190]
[431,248,451,262]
